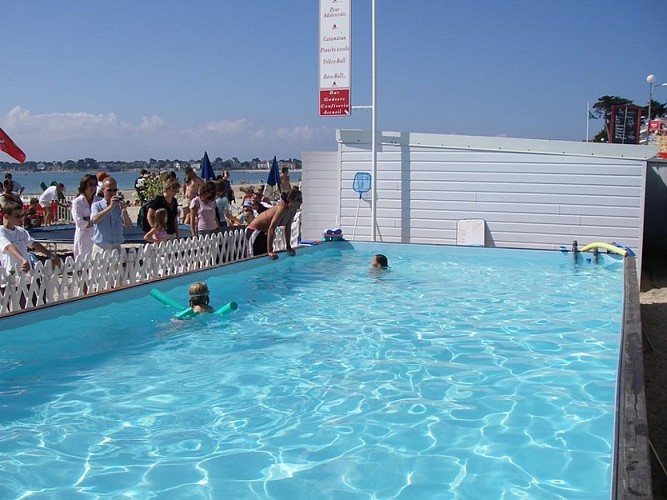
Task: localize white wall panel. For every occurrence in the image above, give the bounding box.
[301,130,657,265]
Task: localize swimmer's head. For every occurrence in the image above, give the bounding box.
[188,282,210,307]
[371,254,388,269]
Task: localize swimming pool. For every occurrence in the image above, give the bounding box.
[0,242,625,498]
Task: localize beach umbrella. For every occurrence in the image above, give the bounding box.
[266,156,280,199]
[200,151,215,180]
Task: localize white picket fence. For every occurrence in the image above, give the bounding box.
[0,218,299,316]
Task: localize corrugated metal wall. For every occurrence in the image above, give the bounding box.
[302,130,657,256]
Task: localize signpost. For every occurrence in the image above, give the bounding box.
[319,0,351,116]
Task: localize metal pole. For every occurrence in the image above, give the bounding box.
[370,0,377,241]
[648,82,653,125]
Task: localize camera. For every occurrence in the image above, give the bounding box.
[116,192,125,201]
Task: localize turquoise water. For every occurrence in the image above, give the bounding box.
[0,243,624,498]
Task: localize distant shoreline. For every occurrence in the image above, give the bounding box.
[8,168,294,174]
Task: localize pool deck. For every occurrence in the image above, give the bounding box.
[640,248,667,499]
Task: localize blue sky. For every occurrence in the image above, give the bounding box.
[1,1,665,162]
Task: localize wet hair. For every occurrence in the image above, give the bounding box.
[374,254,388,268]
[78,174,97,195]
[188,282,210,308]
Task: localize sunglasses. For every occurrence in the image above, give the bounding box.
[106,188,119,192]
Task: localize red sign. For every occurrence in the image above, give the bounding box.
[319,89,350,116]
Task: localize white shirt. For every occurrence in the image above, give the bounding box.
[0,225,35,270]
[39,185,59,205]
[71,194,101,260]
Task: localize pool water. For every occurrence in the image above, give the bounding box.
[0,243,624,498]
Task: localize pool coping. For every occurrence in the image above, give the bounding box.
[614,256,651,498]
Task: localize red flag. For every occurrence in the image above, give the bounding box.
[0,128,26,163]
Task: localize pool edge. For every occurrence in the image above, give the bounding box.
[614,256,651,498]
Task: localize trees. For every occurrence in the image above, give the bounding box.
[644,99,667,120]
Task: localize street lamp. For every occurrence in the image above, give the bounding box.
[647,74,667,123]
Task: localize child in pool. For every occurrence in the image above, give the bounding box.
[188,282,215,314]
[144,208,175,243]
[371,254,388,269]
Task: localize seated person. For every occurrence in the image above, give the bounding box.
[24,198,44,229]
[371,254,388,269]
[188,282,214,314]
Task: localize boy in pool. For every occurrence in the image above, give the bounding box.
[188,282,214,314]
[371,254,388,269]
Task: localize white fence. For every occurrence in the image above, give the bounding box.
[0,217,299,316]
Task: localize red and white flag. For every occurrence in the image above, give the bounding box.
[0,128,26,163]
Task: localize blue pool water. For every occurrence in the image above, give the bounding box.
[0,243,624,498]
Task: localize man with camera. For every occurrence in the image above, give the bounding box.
[90,177,132,256]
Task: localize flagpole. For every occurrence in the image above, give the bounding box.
[586,101,590,142]
[370,0,377,242]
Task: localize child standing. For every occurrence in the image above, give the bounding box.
[143,208,174,243]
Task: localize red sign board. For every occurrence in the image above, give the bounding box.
[319,89,350,116]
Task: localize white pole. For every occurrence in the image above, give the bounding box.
[370,0,377,242]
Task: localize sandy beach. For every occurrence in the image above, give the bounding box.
[640,250,667,498]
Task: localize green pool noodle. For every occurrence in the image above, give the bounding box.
[150,288,185,310]
[174,307,197,320]
[151,289,237,319]
[214,302,238,316]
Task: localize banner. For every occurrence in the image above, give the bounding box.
[319,0,351,116]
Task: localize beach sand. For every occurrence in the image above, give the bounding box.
[640,250,667,499]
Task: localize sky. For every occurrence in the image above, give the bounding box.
[1,0,665,162]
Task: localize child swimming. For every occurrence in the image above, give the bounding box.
[188,282,214,314]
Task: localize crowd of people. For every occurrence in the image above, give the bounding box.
[0,167,302,275]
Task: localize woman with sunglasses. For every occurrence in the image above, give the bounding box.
[71,174,101,260]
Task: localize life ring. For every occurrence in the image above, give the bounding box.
[150,288,238,319]
[579,242,628,257]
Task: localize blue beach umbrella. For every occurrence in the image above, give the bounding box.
[200,151,215,180]
[266,155,280,199]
